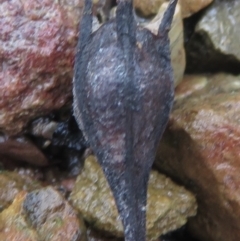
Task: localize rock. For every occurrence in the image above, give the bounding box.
[0,0,100,135]
[156,74,240,241]
[70,156,197,240]
[92,0,112,22]
[24,187,87,241]
[0,171,40,211]
[185,0,240,74]
[0,187,87,241]
[134,0,213,18]
[145,2,185,86]
[134,0,165,17]
[28,115,87,174]
[0,192,38,241]
[25,113,87,172]
[0,134,48,166]
[29,117,58,140]
[179,0,213,18]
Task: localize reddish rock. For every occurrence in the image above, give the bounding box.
[0,135,48,166]
[155,74,240,241]
[0,0,84,135]
[0,187,87,241]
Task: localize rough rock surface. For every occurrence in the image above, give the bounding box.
[185,0,240,73]
[0,192,38,241]
[179,0,213,18]
[70,156,197,240]
[0,187,87,241]
[156,74,240,241]
[145,3,185,86]
[0,0,84,135]
[134,0,213,18]
[0,171,40,211]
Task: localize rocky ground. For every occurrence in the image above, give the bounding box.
[0,0,240,241]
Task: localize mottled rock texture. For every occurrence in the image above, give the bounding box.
[0,171,40,211]
[156,74,240,241]
[70,156,196,240]
[0,0,84,135]
[0,187,87,241]
[179,0,213,18]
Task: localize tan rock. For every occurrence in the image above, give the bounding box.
[156,74,240,241]
[134,0,213,18]
[179,0,213,18]
[70,156,197,240]
[134,0,165,17]
[0,0,99,135]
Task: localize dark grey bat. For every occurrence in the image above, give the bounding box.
[73,0,178,240]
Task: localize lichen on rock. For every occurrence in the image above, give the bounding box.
[0,187,87,241]
[70,156,197,240]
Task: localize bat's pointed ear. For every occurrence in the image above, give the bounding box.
[116,0,136,47]
[158,0,178,38]
[77,0,93,53]
[74,0,93,87]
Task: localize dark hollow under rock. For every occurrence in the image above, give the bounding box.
[28,115,87,173]
[50,116,87,175]
[86,225,200,241]
[160,226,200,241]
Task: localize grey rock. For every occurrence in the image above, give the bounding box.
[185,0,240,73]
